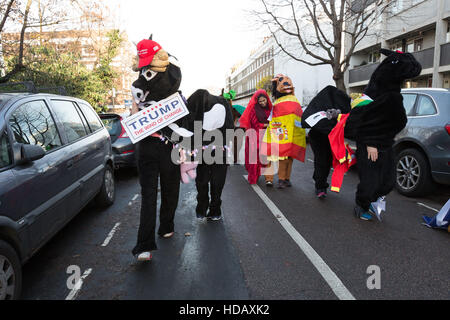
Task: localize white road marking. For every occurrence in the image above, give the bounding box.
[417,202,439,213]
[244,175,356,300]
[101,223,121,247]
[65,268,92,300]
[132,194,139,201]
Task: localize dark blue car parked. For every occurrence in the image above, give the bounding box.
[0,93,115,299]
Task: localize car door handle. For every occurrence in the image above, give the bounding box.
[67,160,74,169]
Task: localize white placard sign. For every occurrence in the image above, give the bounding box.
[122,92,189,144]
[304,111,328,128]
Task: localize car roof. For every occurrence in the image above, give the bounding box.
[98,113,121,118]
[0,92,89,112]
[401,88,450,93]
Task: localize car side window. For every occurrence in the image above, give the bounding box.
[9,100,62,152]
[51,100,88,143]
[0,130,12,169]
[416,95,437,116]
[78,103,103,132]
[402,94,417,116]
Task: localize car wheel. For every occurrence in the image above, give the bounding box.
[95,164,115,207]
[395,148,432,197]
[0,240,22,300]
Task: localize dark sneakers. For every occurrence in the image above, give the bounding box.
[354,205,373,221]
[284,180,292,187]
[266,181,274,187]
[316,188,327,199]
[277,180,286,189]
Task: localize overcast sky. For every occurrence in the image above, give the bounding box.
[109,0,267,96]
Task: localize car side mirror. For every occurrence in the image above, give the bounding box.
[20,144,46,163]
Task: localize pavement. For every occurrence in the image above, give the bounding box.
[20,148,450,300]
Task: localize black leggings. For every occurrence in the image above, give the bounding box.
[132,137,180,255]
[195,163,228,218]
[355,143,395,211]
[309,129,333,190]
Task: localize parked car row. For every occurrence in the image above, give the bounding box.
[99,113,136,169]
[0,92,116,300]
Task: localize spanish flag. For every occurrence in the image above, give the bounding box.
[261,95,306,162]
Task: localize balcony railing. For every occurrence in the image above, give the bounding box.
[349,62,380,83]
[235,89,255,99]
[349,47,435,84]
[411,47,434,69]
[440,43,450,67]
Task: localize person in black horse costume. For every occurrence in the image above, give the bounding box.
[130,38,234,261]
[303,49,421,221]
[185,89,234,221]
[130,38,189,261]
[301,86,351,198]
[345,49,421,221]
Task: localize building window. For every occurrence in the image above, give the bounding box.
[447,24,450,43]
[406,40,414,53]
[414,38,423,52]
[390,41,403,52]
[368,51,380,63]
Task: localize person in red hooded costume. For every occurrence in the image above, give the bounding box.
[240,89,274,185]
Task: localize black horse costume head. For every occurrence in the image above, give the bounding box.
[130,37,233,144]
[363,49,422,99]
[344,49,422,148]
[131,38,182,104]
[303,48,422,143]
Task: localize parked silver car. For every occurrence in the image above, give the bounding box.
[394,88,450,197]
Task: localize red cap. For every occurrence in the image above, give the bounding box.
[137,39,162,69]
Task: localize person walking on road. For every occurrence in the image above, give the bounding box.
[344,49,422,221]
[240,89,274,186]
[130,39,185,261]
[261,75,306,189]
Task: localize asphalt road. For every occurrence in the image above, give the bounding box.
[20,148,450,300]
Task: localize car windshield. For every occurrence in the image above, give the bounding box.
[101,117,122,142]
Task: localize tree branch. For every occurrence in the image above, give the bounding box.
[0,0,16,33]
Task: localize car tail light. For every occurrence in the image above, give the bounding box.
[118,125,129,138]
[121,150,134,154]
[446,124,450,136]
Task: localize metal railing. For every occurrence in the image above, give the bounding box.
[440,43,450,67]
[349,62,380,83]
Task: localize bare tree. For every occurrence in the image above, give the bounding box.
[253,0,396,91]
[0,0,18,33]
[0,0,31,83]
[0,0,69,83]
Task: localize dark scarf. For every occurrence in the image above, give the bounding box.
[254,94,269,124]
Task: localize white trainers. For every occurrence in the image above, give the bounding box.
[163,232,174,238]
[137,252,152,261]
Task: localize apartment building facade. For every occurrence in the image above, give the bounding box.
[345,0,450,93]
[226,36,334,107]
